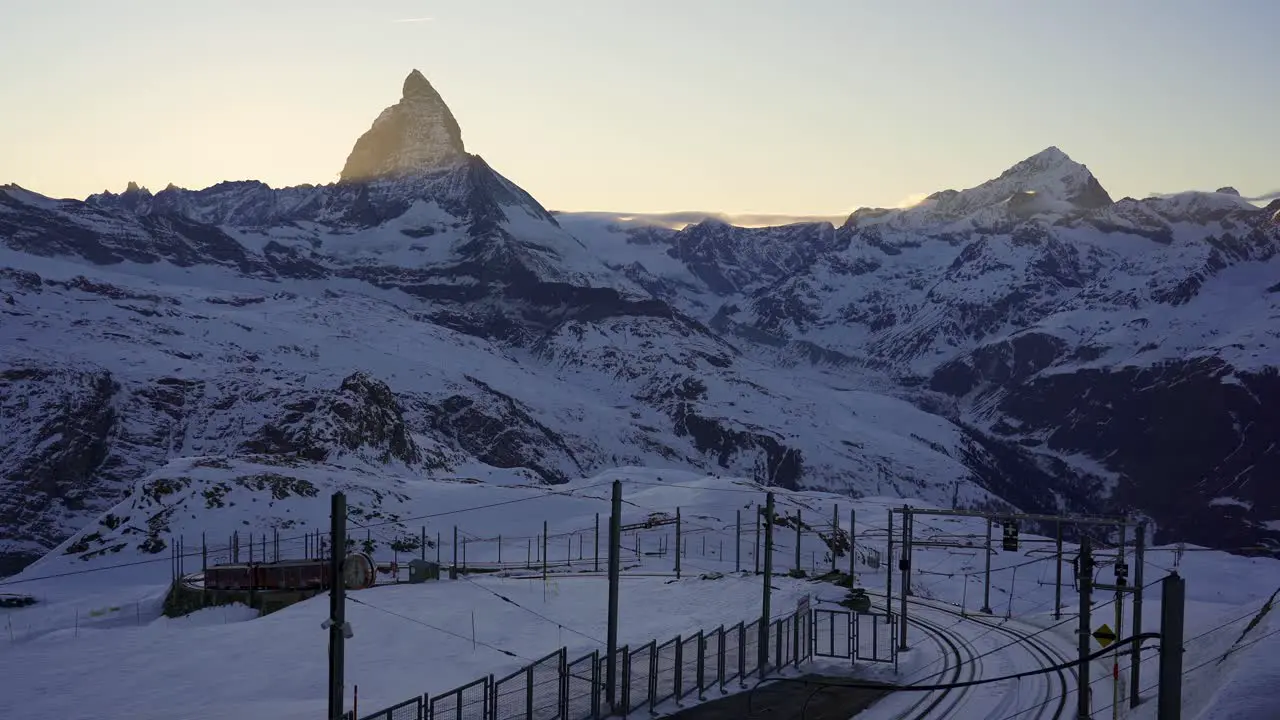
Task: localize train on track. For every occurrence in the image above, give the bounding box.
[202,554,378,592]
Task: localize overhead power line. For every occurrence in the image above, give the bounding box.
[0,480,616,587]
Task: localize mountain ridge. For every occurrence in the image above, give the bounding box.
[2,71,1277,575]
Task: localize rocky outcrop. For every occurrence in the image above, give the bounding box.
[340,70,467,182]
[412,377,587,484]
[0,368,120,575]
[240,373,429,467]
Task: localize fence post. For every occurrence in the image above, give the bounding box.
[559,648,569,720]
[592,650,601,720]
[716,626,726,694]
[674,635,684,704]
[621,646,631,713]
[648,643,659,715]
[526,664,535,720]
[696,629,706,700]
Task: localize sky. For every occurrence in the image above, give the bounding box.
[1,0,1277,217]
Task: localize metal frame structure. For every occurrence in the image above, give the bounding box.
[887,505,1150,711]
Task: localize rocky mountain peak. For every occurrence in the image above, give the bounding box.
[339,69,467,183]
[991,146,1113,209]
[845,146,1116,229]
[402,69,435,99]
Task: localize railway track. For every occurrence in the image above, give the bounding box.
[859,590,1073,720]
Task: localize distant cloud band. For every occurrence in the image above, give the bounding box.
[556,210,849,229]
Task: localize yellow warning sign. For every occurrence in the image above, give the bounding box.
[1092,623,1117,648]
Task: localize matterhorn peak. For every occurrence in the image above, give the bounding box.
[402,69,435,99]
[339,70,467,183]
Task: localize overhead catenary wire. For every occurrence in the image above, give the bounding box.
[454,573,603,644]
[891,575,1167,686]
[346,595,523,660]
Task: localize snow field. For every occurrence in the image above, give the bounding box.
[1,468,1278,720]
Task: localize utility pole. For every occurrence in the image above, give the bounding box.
[794,509,802,573]
[327,492,348,720]
[675,507,682,579]
[735,509,742,573]
[1114,524,1127,719]
[1055,521,1064,620]
[542,520,548,582]
[760,492,775,677]
[905,508,914,596]
[848,508,856,583]
[886,509,894,619]
[899,507,910,650]
[452,526,458,574]
[981,517,994,614]
[1131,523,1147,709]
[606,481,622,712]
[831,503,839,573]
[1157,573,1185,720]
[594,513,600,572]
[1076,535,1093,720]
[754,509,761,574]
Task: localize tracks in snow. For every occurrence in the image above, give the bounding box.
[861,591,1073,720]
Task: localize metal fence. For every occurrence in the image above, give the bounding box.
[351,603,831,720]
[811,607,899,670]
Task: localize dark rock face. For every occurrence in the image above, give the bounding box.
[995,359,1280,547]
[240,373,428,467]
[0,368,119,575]
[930,332,1068,396]
[413,377,586,484]
[671,403,804,488]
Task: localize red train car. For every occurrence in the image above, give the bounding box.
[202,555,375,592]
[204,560,331,592]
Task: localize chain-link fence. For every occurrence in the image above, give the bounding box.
[351,603,819,720]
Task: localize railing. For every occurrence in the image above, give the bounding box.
[350,604,818,720]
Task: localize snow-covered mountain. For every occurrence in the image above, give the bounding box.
[2,70,1277,575]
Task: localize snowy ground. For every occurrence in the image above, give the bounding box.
[2,467,1278,720]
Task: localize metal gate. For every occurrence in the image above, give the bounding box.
[810,608,898,670]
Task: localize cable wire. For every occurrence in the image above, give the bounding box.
[0,480,616,587]
[454,573,603,644]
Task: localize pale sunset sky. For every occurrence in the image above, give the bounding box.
[1,0,1276,217]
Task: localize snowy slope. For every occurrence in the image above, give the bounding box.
[1,468,1277,720]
